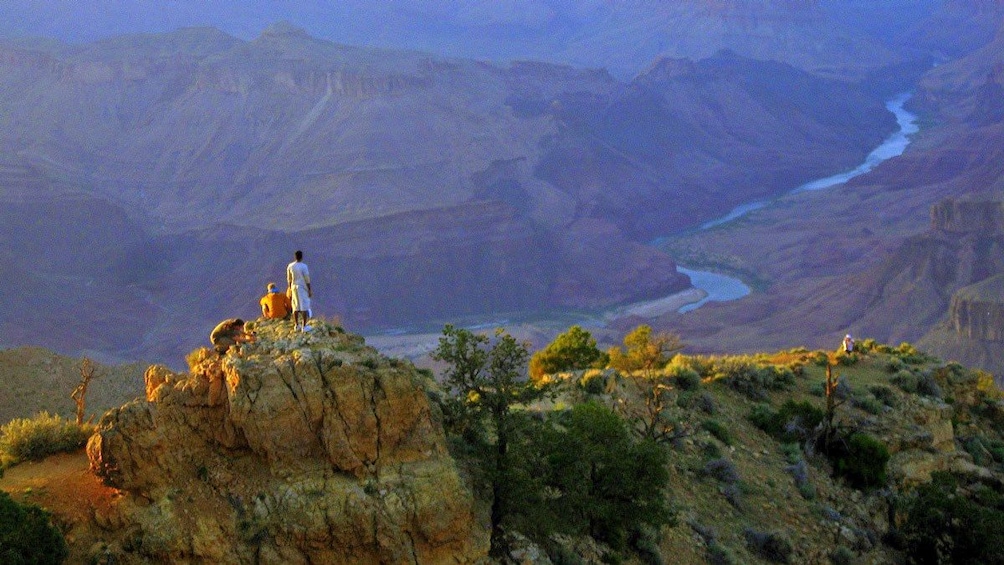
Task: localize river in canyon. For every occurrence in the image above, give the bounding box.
[366,93,919,357]
[677,92,918,311]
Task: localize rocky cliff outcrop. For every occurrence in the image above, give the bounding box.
[931,196,1004,234]
[849,194,1004,377]
[86,319,486,564]
[950,275,1004,342]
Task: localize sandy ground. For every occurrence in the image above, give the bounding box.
[0,450,123,562]
[601,287,707,320]
[365,288,708,360]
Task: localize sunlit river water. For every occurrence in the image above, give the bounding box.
[676,92,918,312]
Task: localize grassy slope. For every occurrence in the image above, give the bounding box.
[533,343,1003,563]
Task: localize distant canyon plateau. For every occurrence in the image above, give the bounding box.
[0,0,1002,379]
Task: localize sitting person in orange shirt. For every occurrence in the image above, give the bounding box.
[260,282,292,320]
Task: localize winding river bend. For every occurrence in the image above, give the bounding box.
[367,94,920,355]
[676,92,919,312]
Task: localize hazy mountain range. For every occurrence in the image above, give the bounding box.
[0,0,976,78]
[0,0,1002,372]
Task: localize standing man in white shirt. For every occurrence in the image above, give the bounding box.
[287,250,312,331]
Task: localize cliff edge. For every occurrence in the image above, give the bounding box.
[85,318,487,564]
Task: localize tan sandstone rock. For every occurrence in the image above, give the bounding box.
[87,319,487,564]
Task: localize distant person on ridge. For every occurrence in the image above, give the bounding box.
[260,282,291,320]
[210,318,255,354]
[842,334,855,354]
[287,250,312,331]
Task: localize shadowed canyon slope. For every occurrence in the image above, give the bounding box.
[0,25,895,365]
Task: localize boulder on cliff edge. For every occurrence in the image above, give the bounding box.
[86,318,487,564]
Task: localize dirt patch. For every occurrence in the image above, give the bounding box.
[1,449,123,562]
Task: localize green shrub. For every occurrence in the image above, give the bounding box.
[697,392,717,414]
[894,342,930,365]
[780,442,801,464]
[579,372,607,395]
[716,358,795,401]
[748,404,774,430]
[632,525,665,565]
[857,338,892,354]
[514,402,672,550]
[703,458,739,484]
[743,528,793,564]
[707,542,736,565]
[836,352,858,366]
[811,351,830,367]
[830,545,854,565]
[666,355,715,378]
[0,490,68,564]
[701,419,732,446]
[699,441,721,461]
[899,472,1004,565]
[531,325,608,382]
[830,433,889,489]
[809,382,826,397]
[856,338,883,353]
[851,394,885,415]
[962,435,1004,466]
[935,362,970,385]
[675,391,695,409]
[667,365,701,391]
[0,412,93,468]
[798,482,817,500]
[885,356,906,373]
[891,370,918,393]
[916,372,943,399]
[749,400,823,443]
[867,385,898,407]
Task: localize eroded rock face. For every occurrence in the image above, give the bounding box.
[930,197,1004,235]
[86,319,486,564]
[950,275,1004,342]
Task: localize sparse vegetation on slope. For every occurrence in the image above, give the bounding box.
[513,329,1004,563]
[2,324,1003,565]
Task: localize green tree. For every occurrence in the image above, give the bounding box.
[608,325,683,378]
[606,325,687,442]
[432,324,542,557]
[0,491,68,564]
[522,402,672,550]
[900,472,1004,564]
[529,325,608,382]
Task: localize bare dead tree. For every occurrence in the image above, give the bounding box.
[71,358,98,425]
[822,361,846,449]
[616,375,691,444]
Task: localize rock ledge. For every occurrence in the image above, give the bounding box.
[87,319,486,564]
